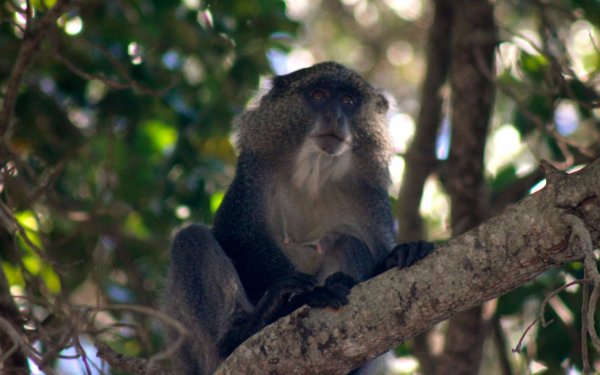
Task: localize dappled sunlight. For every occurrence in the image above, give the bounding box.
[570,20,598,78]
[127,42,143,65]
[63,15,83,35]
[420,176,450,239]
[353,1,380,27]
[485,124,524,177]
[389,155,405,194]
[389,111,415,153]
[386,40,414,67]
[383,0,424,21]
[554,101,580,136]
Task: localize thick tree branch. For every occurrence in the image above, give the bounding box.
[215,158,600,375]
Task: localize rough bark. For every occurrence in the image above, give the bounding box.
[445,0,496,236]
[214,158,600,375]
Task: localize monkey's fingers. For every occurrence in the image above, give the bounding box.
[388,241,435,269]
[302,283,350,309]
[324,272,357,288]
[281,272,318,294]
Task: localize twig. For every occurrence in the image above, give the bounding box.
[54,38,177,96]
[96,342,170,375]
[52,50,135,90]
[94,304,188,370]
[512,318,538,353]
[582,281,591,374]
[0,200,58,268]
[539,279,589,327]
[512,279,592,353]
[0,316,54,373]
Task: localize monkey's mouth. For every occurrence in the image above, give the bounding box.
[313,134,350,155]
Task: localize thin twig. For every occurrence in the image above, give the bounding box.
[52,50,134,90]
[93,304,188,368]
[539,279,589,327]
[55,38,178,96]
[582,281,591,374]
[512,318,538,353]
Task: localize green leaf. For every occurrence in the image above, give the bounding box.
[518,51,549,82]
[209,191,225,215]
[140,120,178,157]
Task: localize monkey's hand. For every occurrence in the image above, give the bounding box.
[290,272,357,309]
[385,241,435,270]
[218,273,317,357]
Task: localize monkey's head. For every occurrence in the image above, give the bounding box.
[235,62,392,190]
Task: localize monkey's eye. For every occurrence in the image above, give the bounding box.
[310,90,327,103]
[340,94,355,107]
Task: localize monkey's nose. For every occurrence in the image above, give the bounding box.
[315,135,347,155]
[323,112,342,124]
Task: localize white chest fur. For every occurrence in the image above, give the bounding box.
[268,144,362,276]
[290,139,353,199]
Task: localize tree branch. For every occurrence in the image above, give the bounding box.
[0,0,77,139]
[215,158,600,375]
[96,343,169,375]
[395,0,452,243]
[0,266,28,371]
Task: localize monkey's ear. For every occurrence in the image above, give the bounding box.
[376,93,390,114]
[249,78,274,107]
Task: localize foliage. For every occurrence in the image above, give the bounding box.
[0,0,296,371]
[0,0,599,374]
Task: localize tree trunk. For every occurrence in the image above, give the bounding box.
[436,1,497,374]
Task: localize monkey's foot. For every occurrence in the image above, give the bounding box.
[218,273,317,356]
[290,272,357,309]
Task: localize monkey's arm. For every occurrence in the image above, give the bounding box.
[358,181,435,273]
[213,154,302,302]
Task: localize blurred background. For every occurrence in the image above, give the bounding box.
[0,0,599,373]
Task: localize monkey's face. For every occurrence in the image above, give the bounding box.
[304,86,356,157]
[235,62,392,184]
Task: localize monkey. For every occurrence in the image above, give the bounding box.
[163,62,434,374]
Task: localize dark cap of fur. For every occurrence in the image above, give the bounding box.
[267,62,388,111]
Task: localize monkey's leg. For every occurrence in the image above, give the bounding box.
[217,272,317,356]
[165,224,252,375]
